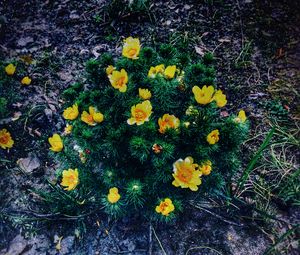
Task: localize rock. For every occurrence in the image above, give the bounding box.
[17,37,34,47]
[6,235,27,255]
[59,236,75,255]
[17,153,41,174]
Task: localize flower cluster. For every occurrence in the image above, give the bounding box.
[43,36,249,221]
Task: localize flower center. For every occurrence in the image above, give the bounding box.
[0,134,9,144]
[116,77,125,87]
[177,165,193,183]
[159,202,169,212]
[134,109,147,121]
[128,48,137,57]
[87,115,94,123]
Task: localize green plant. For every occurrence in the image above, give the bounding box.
[39,37,249,222]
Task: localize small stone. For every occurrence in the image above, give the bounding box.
[17,37,34,47]
[6,235,27,255]
[17,154,41,174]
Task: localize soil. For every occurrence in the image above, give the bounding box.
[0,0,299,254]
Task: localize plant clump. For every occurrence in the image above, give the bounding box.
[41,37,249,222]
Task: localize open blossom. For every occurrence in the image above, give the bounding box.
[164,65,176,79]
[127,100,152,125]
[107,187,121,203]
[61,168,79,191]
[172,157,202,191]
[106,65,115,75]
[48,134,63,152]
[122,37,141,59]
[235,110,247,123]
[81,106,104,126]
[213,89,227,107]
[148,64,165,78]
[0,129,14,149]
[21,76,31,85]
[63,104,79,120]
[207,129,220,145]
[5,63,16,75]
[155,198,175,216]
[139,88,151,100]
[192,85,214,105]
[158,114,180,134]
[199,160,212,176]
[109,69,128,92]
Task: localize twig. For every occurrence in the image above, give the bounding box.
[151,224,167,255]
[189,202,244,227]
[149,223,153,255]
[186,246,223,255]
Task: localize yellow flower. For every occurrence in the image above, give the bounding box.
[172,157,202,191]
[148,64,165,78]
[155,198,175,216]
[139,88,151,100]
[192,85,215,105]
[106,65,115,75]
[64,124,73,135]
[199,160,212,176]
[213,89,227,107]
[0,129,14,149]
[63,104,79,120]
[81,106,104,126]
[164,65,176,79]
[107,187,121,203]
[21,76,31,85]
[109,69,128,92]
[127,100,152,125]
[158,114,180,134]
[48,134,64,152]
[122,37,141,59]
[207,129,220,145]
[61,168,79,191]
[5,63,16,75]
[235,110,247,123]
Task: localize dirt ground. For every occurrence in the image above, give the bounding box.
[0,0,299,254]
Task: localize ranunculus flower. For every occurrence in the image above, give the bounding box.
[81,106,104,126]
[5,63,16,75]
[213,89,227,107]
[122,37,141,59]
[63,104,79,120]
[199,160,212,176]
[127,100,152,125]
[164,65,176,79]
[172,157,202,191]
[235,110,247,123]
[64,124,73,135]
[48,133,63,152]
[207,129,220,145]
[158,114,180,134]
[109,69,128,93]
[21,76,31,85]
[61,168,79,191]
[107,187,121,203]
[148,64,165,78]
[106,65,115,75]
[155,198,175,216]
[138,88,151,100]
[0,129,14,149]
[192,85,215,105]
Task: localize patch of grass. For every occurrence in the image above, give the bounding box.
[234,40,253,69]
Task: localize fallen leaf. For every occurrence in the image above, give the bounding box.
[194,46,205,56]
[12,112,22,121]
